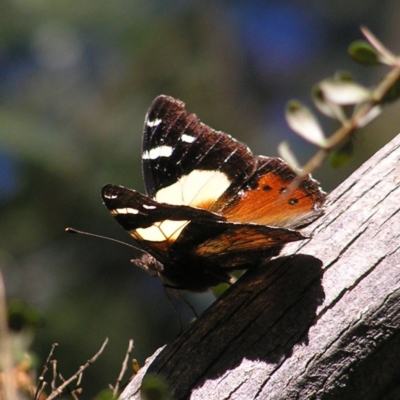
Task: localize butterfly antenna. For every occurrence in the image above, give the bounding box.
[65,227,144,253]
[163,287,184,335]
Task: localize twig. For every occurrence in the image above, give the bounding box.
[76,371,83,388]
[46,338,109,400]
[34,343,58,400]
[71,387,82,400]
[304,64,400,178]
[51,360,58,391]
[35,381,47,400]
[112,339,134,398]
[285,29,400,180]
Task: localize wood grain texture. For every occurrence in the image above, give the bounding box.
[120,134,400,400]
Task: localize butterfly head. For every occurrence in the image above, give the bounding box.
[132,253,164,278]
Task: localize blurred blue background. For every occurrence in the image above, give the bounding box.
[1,1,399,397]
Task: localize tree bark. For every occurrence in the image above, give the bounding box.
[120,133,400,400]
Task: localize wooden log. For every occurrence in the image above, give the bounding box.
[120,133,400,400]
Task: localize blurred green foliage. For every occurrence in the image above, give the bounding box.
[141,374,171,400]
[348,40,381,65]
[0,1,399,398]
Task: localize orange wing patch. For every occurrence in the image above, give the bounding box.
[216,156,326,229]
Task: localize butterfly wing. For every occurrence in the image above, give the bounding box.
[142,96,326,230]
[142,95,257,209]
[101,184,225,264]
[215,156,326,229]
[164,221,306,291]
[173,220,306,270]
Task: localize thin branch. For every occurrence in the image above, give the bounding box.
[35,381,47,400]
[34,343,58,400]
[287,149,328,191]
[360,26,398,65]
[51,360,58,391]
[283,28,400,180]
[71,387,82,400]
[76,371,83,388]
[112,339,134,398]
[295,61,400,178]
[371,63,400,100]
[46,338,109,400]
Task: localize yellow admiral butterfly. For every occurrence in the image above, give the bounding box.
[102,95,326,291]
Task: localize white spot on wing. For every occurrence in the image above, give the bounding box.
[155,170,231,207]
[112,207,139,215]
[142,145,174,160]
[146,118,162,128]
[103,193,118,199]
[143,204,157,210]
[136,220,189,241]
[181,134,195,143]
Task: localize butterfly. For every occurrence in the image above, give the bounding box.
[102,95,326,292]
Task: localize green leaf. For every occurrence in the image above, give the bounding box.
[361,26,397,66]
[320,80,372,105]
[278,141,301,172]
[7,299,44,332]
[348,40,380,65]
[333,70,354,82]
[329,139,354,168]
[382,77,400,104]
[312,85,346,122]
[141,375,171,400]
[285,101,327,147]
[94,389,115,400]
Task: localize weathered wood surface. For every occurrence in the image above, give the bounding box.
[120,134,400,400]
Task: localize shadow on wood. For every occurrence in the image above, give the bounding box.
[120,134,400,400]
[126,254,324,399]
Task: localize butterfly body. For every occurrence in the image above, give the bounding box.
[102,96,326,291]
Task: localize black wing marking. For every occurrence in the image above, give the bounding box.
[101,183,225,262]
[141,95,257,207]
[102,184,225,228]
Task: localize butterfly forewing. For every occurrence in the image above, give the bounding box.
[101,183,225,263]
[142,96,257,210]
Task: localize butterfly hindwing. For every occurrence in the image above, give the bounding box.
[216,156,326,229]
[102,183,308,291]
[101,184,225,265]
[173,220,306,269]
